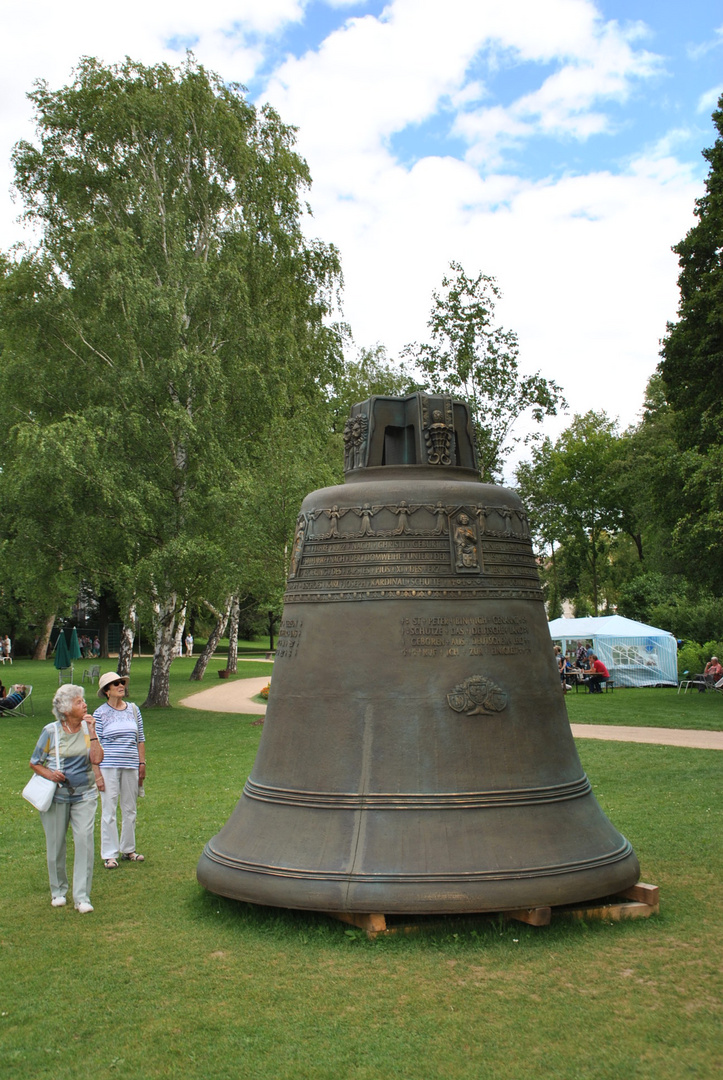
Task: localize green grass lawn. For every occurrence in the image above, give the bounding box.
[1,662,721,1079]
[564,684,723,731]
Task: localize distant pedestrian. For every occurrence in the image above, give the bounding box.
[185,633,193,658]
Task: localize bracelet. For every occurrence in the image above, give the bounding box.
[90,737,98,741]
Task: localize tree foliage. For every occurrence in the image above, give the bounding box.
[515,413,624,614]
[404,263,565,480]
[657,93,723,592]
[660,93,723,451]
[0,55,343,702]
[513,95,723,629]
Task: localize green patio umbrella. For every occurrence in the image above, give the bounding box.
[53,631,71,670]
[69,627,83,661]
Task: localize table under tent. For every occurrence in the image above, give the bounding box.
[547,615,678,688]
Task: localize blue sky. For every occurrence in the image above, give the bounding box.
[1,1,721,467]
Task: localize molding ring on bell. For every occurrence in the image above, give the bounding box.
[201,837,635,883]
[242,774,592,810]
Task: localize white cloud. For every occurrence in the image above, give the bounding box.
[455,12,661,164]
[0,2,308,231]
[687,24,723,61]
[697,85,723,114]
[264,0,664,191]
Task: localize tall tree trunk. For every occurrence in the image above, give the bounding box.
[117,601,137,677]
[190,597,232,681]
[143,591,183,707]
[96,594,107,659]
[226,596,240,674]
[591,531,599,615]
[172,599,188,660]
[33,613,55,660]
[549,545,560,620]
[267,610,278,652]
[629,530,644,563]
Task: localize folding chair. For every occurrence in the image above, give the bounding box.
[0,685,33,717]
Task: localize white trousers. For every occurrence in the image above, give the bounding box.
[40,793,97,905]
[99,768,139,859]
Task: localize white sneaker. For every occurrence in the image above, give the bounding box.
[51,896,67,907]
[75,902,94,914]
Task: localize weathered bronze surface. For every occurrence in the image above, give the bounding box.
[198,393,639,913]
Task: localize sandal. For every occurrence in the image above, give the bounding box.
[121,852,145,862]
[104,858,119,869]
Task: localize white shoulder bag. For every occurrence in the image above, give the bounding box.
[22,722,61,812]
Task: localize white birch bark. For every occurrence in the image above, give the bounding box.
[117,601,137,676]
[226,596,240,674]
[190,596,232,681]
[144,591,183,706]
[172,600,188,660]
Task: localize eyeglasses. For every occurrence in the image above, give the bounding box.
[110,680,126,687]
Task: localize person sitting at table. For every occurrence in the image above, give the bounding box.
[583,655,609,694]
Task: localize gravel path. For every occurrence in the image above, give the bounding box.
[569,723,723,750]
[180,680,723,748]
[179,676,269,715]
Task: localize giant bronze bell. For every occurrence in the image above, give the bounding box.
[198,393,639,914]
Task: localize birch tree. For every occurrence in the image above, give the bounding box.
[404,263,565,480]
[0,56,342,703]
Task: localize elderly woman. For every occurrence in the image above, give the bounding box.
[28,685,103,912]
[93,672,146,869]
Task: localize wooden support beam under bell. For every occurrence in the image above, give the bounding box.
[503,906,552,926]
[323,882,660,939]
[324,911,388,934]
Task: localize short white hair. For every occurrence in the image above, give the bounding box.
[52,684,85,722]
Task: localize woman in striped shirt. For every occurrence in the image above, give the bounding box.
[93,672,146,869]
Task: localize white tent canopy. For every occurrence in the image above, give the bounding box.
[547,615,678,688]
